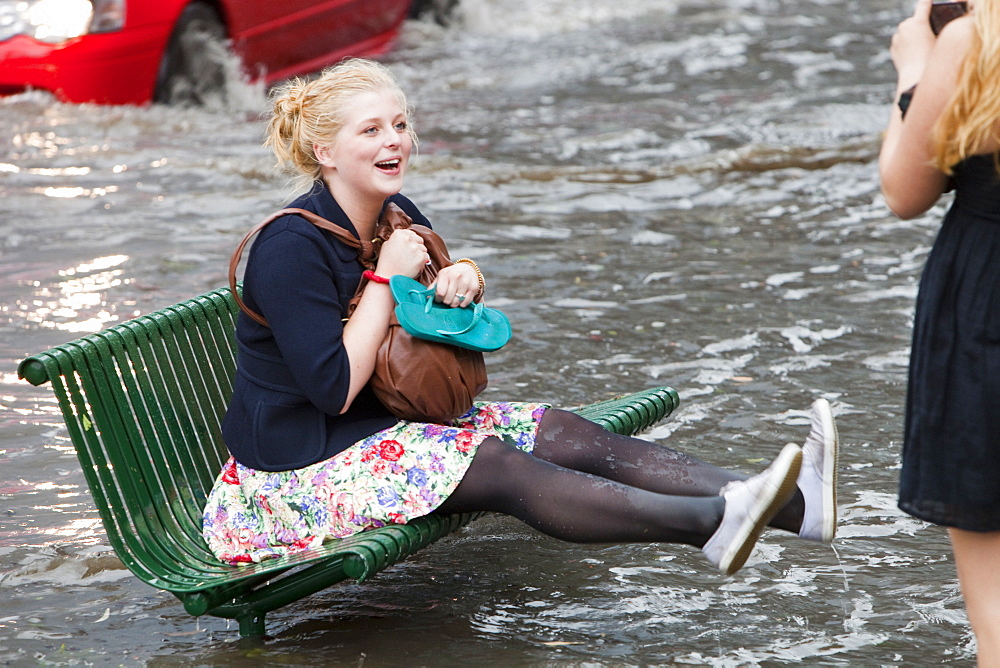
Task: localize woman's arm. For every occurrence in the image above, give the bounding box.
[879,2,973,219]
[248,221,427,416]
[339,227,429,412]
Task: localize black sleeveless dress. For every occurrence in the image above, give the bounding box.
[899,154,1000,532]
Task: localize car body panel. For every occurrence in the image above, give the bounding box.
[225,0,410,84]
[0,0,412,105]
[0,29,169,104]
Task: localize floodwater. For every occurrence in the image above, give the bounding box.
[0,0,975,664]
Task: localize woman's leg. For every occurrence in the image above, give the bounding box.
[437,436,723,546]
[950,528,1000,664]
[437,436,802,575]
[532,408,806,534]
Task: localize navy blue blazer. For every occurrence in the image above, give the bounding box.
[222,184,432,471]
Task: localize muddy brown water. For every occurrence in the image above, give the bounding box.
[0,0,975,664]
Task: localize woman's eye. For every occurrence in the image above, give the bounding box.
[363,126,378,135]
[394,121,408,132]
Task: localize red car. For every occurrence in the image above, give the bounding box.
[0,0,414,105]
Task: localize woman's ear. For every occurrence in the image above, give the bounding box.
[314,143,335,169]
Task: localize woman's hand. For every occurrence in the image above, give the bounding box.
[879,0,971,218]
[375,229,428,278]
[341,229,427,414]
[434,262,480,308]
[891,0,936,90]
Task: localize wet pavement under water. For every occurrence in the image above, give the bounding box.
[0,0,976,664]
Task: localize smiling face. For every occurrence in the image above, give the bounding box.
[315,88,413,213]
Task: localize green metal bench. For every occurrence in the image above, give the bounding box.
[18,285,680,638]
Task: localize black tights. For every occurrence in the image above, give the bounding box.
[436,408,805,545]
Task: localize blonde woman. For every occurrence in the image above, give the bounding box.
[880,0,1000,661]
[202,59,839,579]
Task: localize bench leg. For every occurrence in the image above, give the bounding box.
[237,612,266,638]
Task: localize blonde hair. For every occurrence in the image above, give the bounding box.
[264,58,416,192]
[933,1,1000,172]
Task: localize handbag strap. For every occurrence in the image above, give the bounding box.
[228,203,452,328]
[228,207,378,327]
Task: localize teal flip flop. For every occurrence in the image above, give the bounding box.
[389,275,512,352]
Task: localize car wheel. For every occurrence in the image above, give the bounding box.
[154,3,229,107]
[409,0,460,26]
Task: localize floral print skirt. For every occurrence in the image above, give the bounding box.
[202,401,549,564]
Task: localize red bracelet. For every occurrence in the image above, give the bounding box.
[362,270,391,284]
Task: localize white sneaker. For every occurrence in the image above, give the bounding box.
[798,398,839,543]
[703,443,803,576]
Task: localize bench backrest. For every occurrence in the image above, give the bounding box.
[18,287,240,581]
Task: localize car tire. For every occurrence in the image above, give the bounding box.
[154,3,229,107]
[409,0,459,26]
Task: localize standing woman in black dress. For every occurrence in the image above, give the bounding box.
[880,0,1000,660]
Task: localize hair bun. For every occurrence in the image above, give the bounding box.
[273,79,308,118]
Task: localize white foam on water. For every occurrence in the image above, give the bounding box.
[702,333,760,356]
[551,298,619,310]
[455,0,677,38]
[496,224,573,241]
[628,292,688,305]
[765,271,805,287]
[844,284,919,303]
[642,271,679,284]
[863,348,911,371]
[768,352,844,375]
[630,230,679,246]
[556,128,665,160]
[644,393,734,440]
[777,324,851,354]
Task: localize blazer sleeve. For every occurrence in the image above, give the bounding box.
[244,224,354,416]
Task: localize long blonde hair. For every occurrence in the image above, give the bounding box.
[933,0,1000,172]
[264,59,416,193]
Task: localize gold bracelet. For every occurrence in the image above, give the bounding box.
[455,257,485,298]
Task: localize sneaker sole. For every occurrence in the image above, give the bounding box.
[813,398,839,543]
[720,443,803,576]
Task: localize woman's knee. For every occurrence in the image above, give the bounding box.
[537,407,600,439]
[437,437,529,512]
[534,408,610,462]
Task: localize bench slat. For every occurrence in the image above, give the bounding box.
[68,337,236,580]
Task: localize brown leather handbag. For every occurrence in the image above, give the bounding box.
[228,203,488,423]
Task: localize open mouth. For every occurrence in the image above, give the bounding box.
[375,158,401,172]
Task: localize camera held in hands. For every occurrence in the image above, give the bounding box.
[930,1,968,36]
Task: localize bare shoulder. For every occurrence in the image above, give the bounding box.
[932,13,1000,154]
